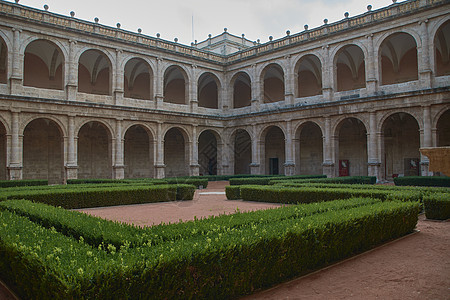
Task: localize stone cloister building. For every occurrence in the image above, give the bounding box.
[0,0,448,183]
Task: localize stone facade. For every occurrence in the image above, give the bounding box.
[0,0,448,183]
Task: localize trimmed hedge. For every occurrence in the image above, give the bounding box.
[225,185,241,200]
[229,175,326,186]
[1,184,195,209]
[165,178,209,189]
[394,176,450,187]
[0,179,48,188]
[270,176,377,185]
[423,193,450,220]
[0,200,419,299]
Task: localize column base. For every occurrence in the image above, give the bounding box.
[322,161,335,178]
[420,160,431,176]
[8,165,22,181]
[190,164,200,176]
[66,84,77,101]
[9,77,23,95]
[367,162,381,182]
[250,163,260,175]
[113,165,125,180]
[284,162,295,176]
[114,90,124,106]
[155,164,166,179]
[65,165,78,182]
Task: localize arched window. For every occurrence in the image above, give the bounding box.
[434,20,450,77]
[164,66,187,104]
[124,58,152,100]
[78,49,111,95]
[233,72,251,108]
[262,64,285,103]
[296,55,322,97]
[335,45,365,92]
[198,73,219,109]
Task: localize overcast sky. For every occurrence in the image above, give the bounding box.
[15,0,403,45]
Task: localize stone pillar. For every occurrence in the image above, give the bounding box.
[421,105,432,176]
[8,111,22,180]
[251,64,260,112]
[65,115,78,180]
[250,125,261,174]
[190,65,198,113]
[189,125,200,176]
[322,116,334,177]
[365,34,378,95]
[10,28,23,95]
[154,122,165,178]
[114,49,124,105]
[418,19,432,89]
[321,45,333,102]
[66,40,78,101]
[284,120,295,175]
[284,55,294,105]
[155,58,164,108]
[113,119,125,179]
[367,112,381,180]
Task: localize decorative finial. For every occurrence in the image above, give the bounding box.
[156,33,160,38]
[208,34,212,38]
[224,28,227,32]
[15,0,19,4]
[94,17,99,23]
[344,12,349,18]
[304,24,309,31]
[323,19,328,25]
[174,37,178,43]
[286,30,290,36]
[242,33,245,38]
[269,36,273,41]
[116,23,121,29]
[257,39,260,43]
[70,11,75,17]
[392,0,397,3]
[367,5,372,11]
[44,4,49,11]
[137,28,142,34]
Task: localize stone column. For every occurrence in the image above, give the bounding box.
[251,64,260,112]
[284,120,295,175]
[113,119,125,179]
[418,20,432,89]
[420,105,432,176]
[284,55,294,105]
[321,45,333,102]
[154,122,165,178]
[322,116,334,177]
[8,111,22,180]
[189,125,200,176]
[190,64,198,113]
[367,111,381,180]
[114,49,124,105]
[65,115,78,180]
[249,125,261,174]
[155,58,164,108]
[10,28,23,95]
[365,34,378,95]
[66,40,78,100]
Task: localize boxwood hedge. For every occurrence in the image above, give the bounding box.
[423,193,450,220]
[394,176,450,187]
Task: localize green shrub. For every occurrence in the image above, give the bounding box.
[394,176,450,187]
[230,175,326,186]
[225,185,241,199]
[271,176,376,185]
[0,179,48,188]
[176,184,196,200]
[165,178,208,189]
[423,193,450,220]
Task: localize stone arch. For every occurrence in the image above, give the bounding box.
[379,32,418,85]
[198,72,219,109]
[164,127,189,177]
[164,65,189,105]
[78,49,112,95]
[335,117,368,176]
[231,71,251,108]
[231,128,252,175]
[436,109,450,146]
[0,34,7,84]
[294,54,323,97]
[434,19,450,77]
[124,57,153,100]
[261,125,285,175]
[198,129,220,175]
[261,63,285,103]
[24,39,64,90]
[124,124,154,178]
[381,112,420,180]
[23,118,64,183]
[334,44,366,92]
[295,121,323,175]
[77,121,113,179]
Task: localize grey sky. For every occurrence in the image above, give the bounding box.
[15,0,401,45]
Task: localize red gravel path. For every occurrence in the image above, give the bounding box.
[1,181,449,299]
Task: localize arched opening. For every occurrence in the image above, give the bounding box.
[164,66,187,104]
[23,118,63,183]
[296,55,322,97]
[435,20,450,77]
[198,130,217,175]
[336,45,365,92]
[234,129,252,175]
[382,113,420,179]
[263,64,285,103]
[124,58,152,100]
[198,73,219,109]
[380,33,418,85]
[78,49,111,95]
[296,122,323,175]
[233,72,251,108]
[78,121,112,179]
[164,128,188,177]
[24,40,64,90]
[0,37,7,84]
[437,109,450,146]
[264,126,285,175]
[124,125,154,178]
[337,118,367,176]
